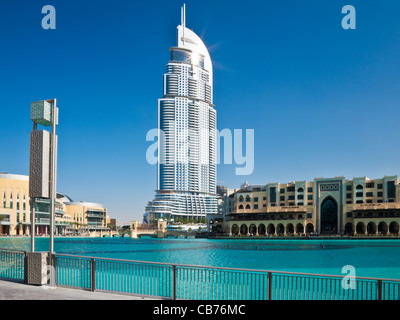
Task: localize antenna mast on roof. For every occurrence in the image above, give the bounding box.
[183,3,186,28]
[181,4,186,41]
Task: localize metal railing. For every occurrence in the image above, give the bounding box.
[0,247,398,300]
[53,253,400,300]
[0,248,26,283]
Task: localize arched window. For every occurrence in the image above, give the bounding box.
[267,224,275,235]
[277,224,284,235]
[389,222,399,235]
[321,197,338,233]
[378,222,387,235]
[245,204,251,209]
[239,195,244,202]
[286,223,294,234]
[297,187,304,193]
[296,223,304,234]
[258,224,266,235]
[356,185,363,190]
[231,224,239,235]
[367,222,376,235]
[344,223,353,235]
[356,222,365,234]
[306,223,314,233]
[239,205,244,210]
[245,195,251,202]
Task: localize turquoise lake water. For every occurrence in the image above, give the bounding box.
[1,237,400,280]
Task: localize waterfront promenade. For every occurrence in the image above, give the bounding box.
[0,280,153,300]
[1,238,400,300]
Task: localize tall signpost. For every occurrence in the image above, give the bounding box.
[29,99,58,255]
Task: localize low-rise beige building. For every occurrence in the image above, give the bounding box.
[0,173,30,235]
[65,201,110,234]
[0,173,110,236]
[224,176,400,237]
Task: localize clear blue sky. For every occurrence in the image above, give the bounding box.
[1,0,399,223]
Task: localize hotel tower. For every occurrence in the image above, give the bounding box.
[145,5,217,222]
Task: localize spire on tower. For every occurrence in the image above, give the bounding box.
[181,4,186,42]
[182,3,186,28]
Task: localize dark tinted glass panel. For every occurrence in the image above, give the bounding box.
[387,181,396,198]
[269,187,276,202]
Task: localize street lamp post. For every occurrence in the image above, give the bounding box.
[49,99,57,254]
[29,99,59,254]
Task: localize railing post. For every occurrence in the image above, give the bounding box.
[50,253,57,287]
[267,272,272,300]
[23,252,28,284]
[91,258,96,292]
[172,265,177,300]
[377,280,382,300]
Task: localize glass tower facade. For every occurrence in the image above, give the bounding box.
[145,7,217,222]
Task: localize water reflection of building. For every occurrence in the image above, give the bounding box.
[0,173,111,236]
[221,176,400,237]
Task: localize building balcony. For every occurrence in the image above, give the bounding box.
[353,213,400,219]
[34,218,71,226]
[35,209,66,216]
[352,202,400,211]
[227,213,305,222]
[35,218,50,225]
[87,221,103,226]
[233,205,307,215]
[86,225,109,230]
[87,213,105,218]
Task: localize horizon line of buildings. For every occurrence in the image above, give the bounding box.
[0,172,112,236]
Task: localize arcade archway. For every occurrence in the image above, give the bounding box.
[320,197,338,234]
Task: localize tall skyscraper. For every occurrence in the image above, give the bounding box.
[144,5,217,222]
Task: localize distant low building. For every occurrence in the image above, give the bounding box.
[0,173,111,236]
[207,185,235,233]
[108,218,117,231]
[64,201,110,235]
[224,176,400,237]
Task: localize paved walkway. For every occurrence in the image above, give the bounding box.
[0,280,156,300]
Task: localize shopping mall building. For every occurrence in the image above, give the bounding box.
[222,176,400,237]
[0,173,110,236]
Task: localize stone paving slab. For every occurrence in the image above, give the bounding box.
[0,280,157,300]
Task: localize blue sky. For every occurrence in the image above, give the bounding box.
[1,0,399,223]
